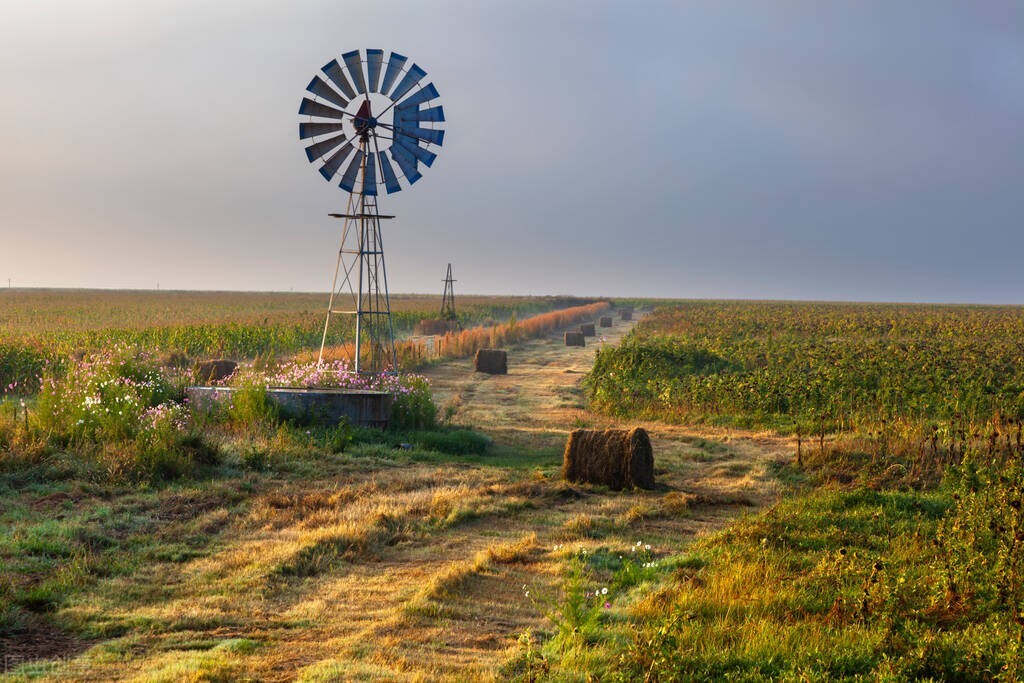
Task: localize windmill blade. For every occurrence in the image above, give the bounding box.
[394,108,444,145]
[299,97,347,120]
[362,152,378,196]
[389,63,427,102]
[393,108,417,128]
[395,136,437,167]
[339,149,364,193]
[318,142,355,181]
[377,150,401,194]
[342,50,367,94]
[379,52,407,97]
[322,59,356,99]
[304,132,349,162]
[366,49,384,93]
[299,121,346,140]
[390,144,422,184]
[416,106,445,123]
[306,75,349,109]
[396,126,444,146]
[299,50,443,194]
[396,83,439,109]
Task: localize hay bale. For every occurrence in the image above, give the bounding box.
[562,428,655,490]
[579,323,596,337]
[161,351,191,369]
[599,316,613,327]
[564,331,586,347]
[194,359,237,383]
[415,318,455,335]
[474,349,507,375]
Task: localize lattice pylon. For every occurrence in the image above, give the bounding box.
[440,262,458,328]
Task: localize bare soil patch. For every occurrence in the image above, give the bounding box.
[0,616,94,675]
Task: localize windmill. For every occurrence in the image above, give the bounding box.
[298,49,445,373]
[440,263,459,330]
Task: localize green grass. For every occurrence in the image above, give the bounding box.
[0,483,243,648]
[521,452,1024,682]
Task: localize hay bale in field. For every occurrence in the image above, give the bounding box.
[564,331,586,347]
[474,349,508,375]
[194,359,237,383]
[562,428,655,490]
[415,318,456,335]
[161,351,191,369]
[579,323,596,337]
[599,316,613,328]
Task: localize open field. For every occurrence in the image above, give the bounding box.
[0,289,598,392]
[0,304,789,680]
[0,290,596,339]
[3,296,1023,680]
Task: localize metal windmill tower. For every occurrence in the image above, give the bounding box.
[440,263,458,328]
[298,49,445,373]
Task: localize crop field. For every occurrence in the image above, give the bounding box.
[0,289,595,393]
[583,301,1024,680]
[1,295,1022,681]
[589,300,1024,430]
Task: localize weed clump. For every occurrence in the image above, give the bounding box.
[6,347,219,482]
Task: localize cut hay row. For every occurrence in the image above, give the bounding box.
[312,301,611,370]
[418,301,611,363]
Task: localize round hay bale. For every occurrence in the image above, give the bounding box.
[161,351,191,369]
[415,318,455,335]
[599,316,613,328]
[564,331,586,347]
[579,323,596,337]
[474,348,507,375]
[194,359,237,383]
[561,428,655,490]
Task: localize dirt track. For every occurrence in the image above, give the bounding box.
[267,314,796,680]
[426,314,791,508]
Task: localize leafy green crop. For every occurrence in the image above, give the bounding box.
[587,301,1024,430]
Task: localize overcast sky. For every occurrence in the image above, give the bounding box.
[1,1,1022,302]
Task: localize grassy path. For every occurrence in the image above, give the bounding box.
[9,316,791,682]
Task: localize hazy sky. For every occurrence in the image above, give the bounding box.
[1,1,1022,302]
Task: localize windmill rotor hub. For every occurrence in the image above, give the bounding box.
[352,98,377,137]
